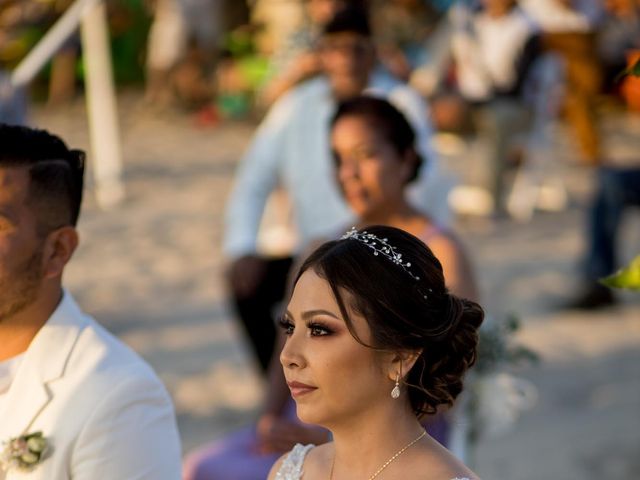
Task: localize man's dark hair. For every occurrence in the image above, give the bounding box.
[323,4,371,37]
[0,123,85,231]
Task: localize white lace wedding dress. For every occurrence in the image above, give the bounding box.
[274,444,471,480]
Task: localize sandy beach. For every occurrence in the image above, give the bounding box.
[31,93,640,480]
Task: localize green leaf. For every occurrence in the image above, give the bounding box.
[614,58,640,82]
[600,255,640,290]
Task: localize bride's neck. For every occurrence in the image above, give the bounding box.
[328,403,425,478]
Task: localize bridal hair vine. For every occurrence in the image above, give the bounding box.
[341,227,421,282]
[0,432,49,473]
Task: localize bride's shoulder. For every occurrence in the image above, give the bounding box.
[267,443,319,480]
[304,442,333,467]
[412,461,479,480]
[413,441,480,480]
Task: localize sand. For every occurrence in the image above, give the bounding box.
[31,93,640,479]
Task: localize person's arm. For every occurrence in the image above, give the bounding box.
[514,33,542,95]
[258,236,328,418]
[259,28,321,107]
[71,372,181,479]
[260,51,322,106]
[428,232,479,302]
[257,329,330,454]
[261,331,289,418]
[223,94,295,260]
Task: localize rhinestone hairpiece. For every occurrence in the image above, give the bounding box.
[341,227,421,281]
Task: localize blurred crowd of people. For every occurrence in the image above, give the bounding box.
[2,1,639,124]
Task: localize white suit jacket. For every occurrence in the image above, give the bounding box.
[0,292,182,480]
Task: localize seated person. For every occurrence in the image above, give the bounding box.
[223,5,446,379]
[259,0,365,106]
[0,124,181,479]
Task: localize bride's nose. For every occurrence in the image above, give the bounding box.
[280,331,306,369]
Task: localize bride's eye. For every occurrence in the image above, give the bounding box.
[308,323,333,337]
[278,317,295,336]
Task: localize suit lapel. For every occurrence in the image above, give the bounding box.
[0,292,85,441]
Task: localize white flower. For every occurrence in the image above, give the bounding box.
[0,432,49,473]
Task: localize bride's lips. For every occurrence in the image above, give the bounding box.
[287,381,318,398]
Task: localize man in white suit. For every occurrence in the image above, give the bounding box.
[0,124,182,479]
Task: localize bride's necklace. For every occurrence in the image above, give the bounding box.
[329,430,426,480]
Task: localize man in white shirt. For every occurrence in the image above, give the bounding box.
[223,6,447,372]
[0,124,182,480]
[448,0,541,215]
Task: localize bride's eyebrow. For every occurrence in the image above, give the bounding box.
[283,309,342,323]
[301,309,341,321]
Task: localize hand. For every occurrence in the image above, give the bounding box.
[378,47,411,82]
[288,52,322,83]
[227,255,268,299]
[256,414,329,454]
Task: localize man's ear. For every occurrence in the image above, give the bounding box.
[42,226,78,279]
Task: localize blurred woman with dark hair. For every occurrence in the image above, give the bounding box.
[331,95,478,303]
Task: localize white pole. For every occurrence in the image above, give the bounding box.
[11,0,100,88]
[80,1,125,208]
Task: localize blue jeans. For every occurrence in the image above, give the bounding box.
[585,167,640,280]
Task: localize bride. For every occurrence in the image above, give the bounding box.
[268,225,482,479]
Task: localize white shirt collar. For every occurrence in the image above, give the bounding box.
[0,353,25,395]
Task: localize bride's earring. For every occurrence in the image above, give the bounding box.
[391,372,400,399]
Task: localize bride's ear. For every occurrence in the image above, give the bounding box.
[387,349,422,381]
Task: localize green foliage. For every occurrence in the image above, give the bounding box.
[475,313,539,375]
[600,255,640,291]
[108,0,151,84]
[616,58,640,82]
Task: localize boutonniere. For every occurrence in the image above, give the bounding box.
[0,432,49,473]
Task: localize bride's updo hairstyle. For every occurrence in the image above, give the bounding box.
[294,225,484,417]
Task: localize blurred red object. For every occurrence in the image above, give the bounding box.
[194,104,221,128]
[621,50,640,111]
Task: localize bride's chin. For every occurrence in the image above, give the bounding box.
[295,405,330,428]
